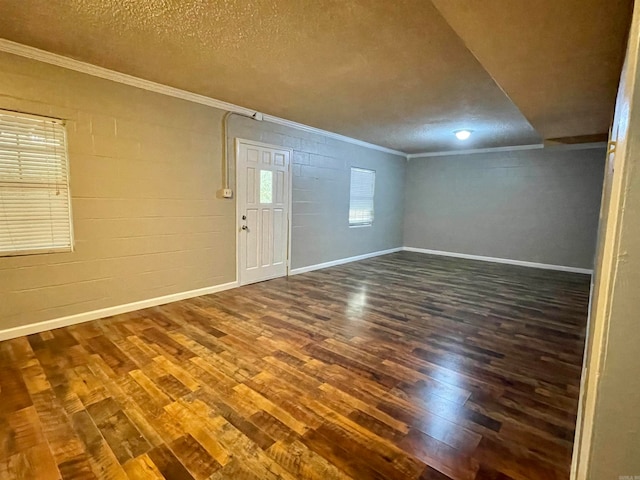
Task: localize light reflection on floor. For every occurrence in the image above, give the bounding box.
[346,286,368,318]
[415,356,467,447]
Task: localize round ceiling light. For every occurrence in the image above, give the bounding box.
[455,130,472,140]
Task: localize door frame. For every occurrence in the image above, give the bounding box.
[570,6,638,474]
[234,138,293,286]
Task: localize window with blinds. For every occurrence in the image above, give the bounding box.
[0,110,73,256]
[349,167,375,226]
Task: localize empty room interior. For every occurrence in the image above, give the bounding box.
[1,1,640,479]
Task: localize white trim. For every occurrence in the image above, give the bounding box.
[0,281,238,342]
[407,141,608,159]
[403,247,593,274]
[407,144,544,159]
[287,151,294,278]
[544,141,608,151]
[0,40,255,116]
[288,246,593,276]
[235,139,294,286]
[0,39,406,158]
[262,115,405,156]
[289,247,403,275]
[0,245,592,340]
[0,39,607,160]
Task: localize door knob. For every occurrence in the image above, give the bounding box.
[242,225,248,230]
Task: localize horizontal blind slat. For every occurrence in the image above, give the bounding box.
[0,109,73,255]
[349,167,375,225]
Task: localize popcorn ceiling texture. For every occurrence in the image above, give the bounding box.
[0,0,547,153]
[431,0,632,141]
[0,1,630,152]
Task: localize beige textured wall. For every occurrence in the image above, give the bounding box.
[0,52,235,330]
[0,52,406,332]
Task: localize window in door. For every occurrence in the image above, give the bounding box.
[260,169,273,203]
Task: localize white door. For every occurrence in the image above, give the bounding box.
[237,140,290,285]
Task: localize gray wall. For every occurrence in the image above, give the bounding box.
[228,115,406,269]
[404,147,606,269]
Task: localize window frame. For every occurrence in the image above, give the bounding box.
[0,109,74,257]
[348,167,376,227]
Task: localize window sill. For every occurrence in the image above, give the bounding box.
[0,246,74,257]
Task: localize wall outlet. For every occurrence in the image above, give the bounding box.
[222,188,233,198]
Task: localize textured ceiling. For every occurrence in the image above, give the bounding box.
[0,0,632,153]
[431,0,633,144]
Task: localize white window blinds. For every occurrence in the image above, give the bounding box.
[349,167,375,226]
[0,110,73,256]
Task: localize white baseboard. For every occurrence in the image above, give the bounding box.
[0,247,590,341]
[289,247,403,275]
[403,247,593,275]
[0,281,238,342]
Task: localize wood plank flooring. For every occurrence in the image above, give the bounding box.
[0,252,591,479]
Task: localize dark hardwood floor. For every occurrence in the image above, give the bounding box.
[0,252,591,479]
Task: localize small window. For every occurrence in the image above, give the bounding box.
[349,167,375,226]
[0,110,73,256]
[260,170,273,204]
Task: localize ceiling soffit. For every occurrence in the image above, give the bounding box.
[431,0,632,142]
[0,1,631,152]
[0,0,542,153]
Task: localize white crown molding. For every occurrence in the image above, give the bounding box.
[403,247,593,275]
[289,247,403,275]
[0,40,608,161]
[262,115,405,156]
[543,141,608,151]
[407,141,608,160]
[0,280,238,342]
[0,40,257,116]
[0,39,406,158]
[407,143,545,159]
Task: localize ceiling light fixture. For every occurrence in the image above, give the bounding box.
[455,130,472,140]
